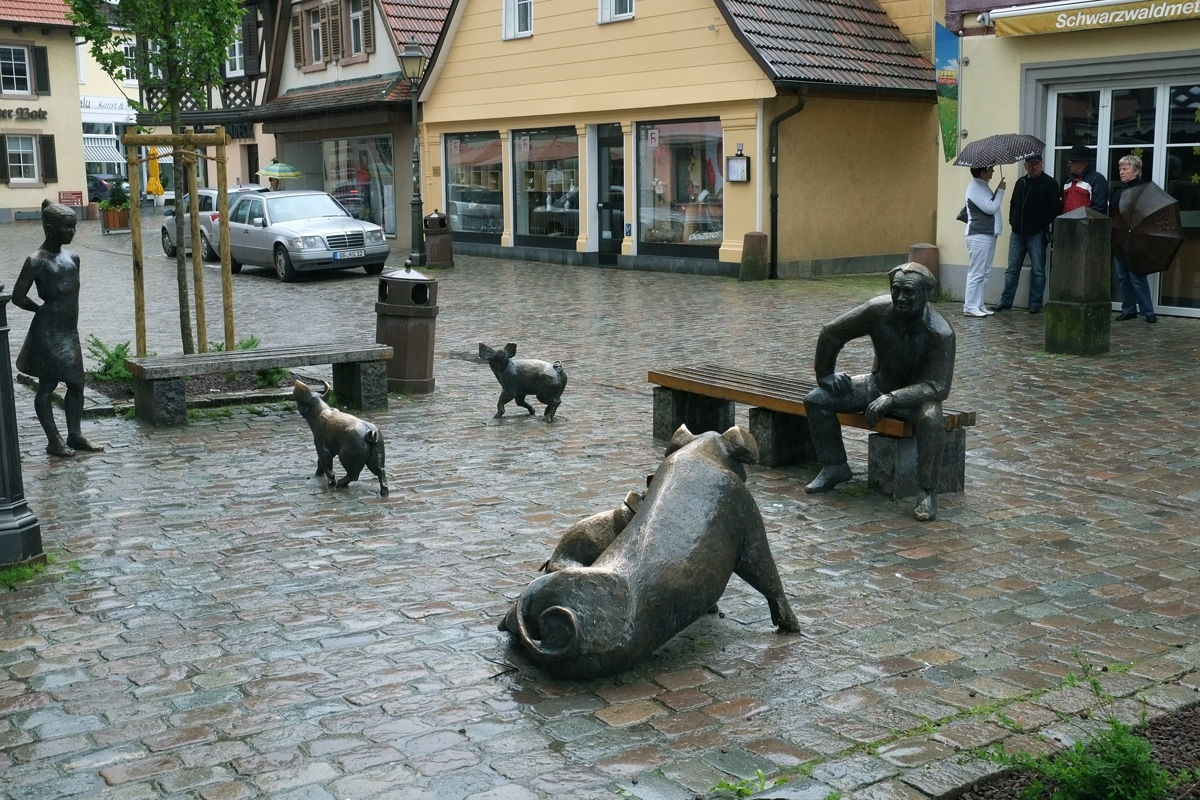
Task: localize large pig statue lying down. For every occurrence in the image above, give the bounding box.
[501,424,800,679]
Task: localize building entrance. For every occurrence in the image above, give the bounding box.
[597,124,625,265]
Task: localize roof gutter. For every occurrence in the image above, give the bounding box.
[772,80,937,101]
[769,88,806,279]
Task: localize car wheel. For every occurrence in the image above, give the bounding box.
[274,246,297,283]
[229,259,242,275]
[364,263,385,275]
[162,229,177,257]
[200,233,216,262]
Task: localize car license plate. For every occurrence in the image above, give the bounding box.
[333,249,365,260]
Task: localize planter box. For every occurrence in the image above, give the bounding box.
[100,208,131,234]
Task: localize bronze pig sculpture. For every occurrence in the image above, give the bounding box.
[293,380,388,496]
[501,425,800,679]
[479,342,567,422]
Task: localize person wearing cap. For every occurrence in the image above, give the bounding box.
[1109,154,1157,324]
[994,153,1061,314]
[1062,143,1108,213]
[962,165,1006,317]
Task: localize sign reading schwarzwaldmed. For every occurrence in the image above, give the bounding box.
[991,0,1200,34]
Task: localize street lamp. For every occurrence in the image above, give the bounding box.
[400,37,426,268]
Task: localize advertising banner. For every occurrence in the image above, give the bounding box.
[935,23,960,163]
[994,0,1200,35]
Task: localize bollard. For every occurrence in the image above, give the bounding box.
[908,243,940,286]
[738,232,769,282]
[0,283,43,567]
[1045,207,1110,355]
[423,210,454,270]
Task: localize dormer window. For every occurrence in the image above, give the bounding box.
[503,0,532,39]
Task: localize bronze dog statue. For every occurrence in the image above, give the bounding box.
[501,425,799,679]
[479,342,567,422]
[292,380,388,496]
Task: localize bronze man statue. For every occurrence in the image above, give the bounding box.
[803,263,954,521]
[12,200,104,457]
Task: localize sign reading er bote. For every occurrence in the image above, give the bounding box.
[994,0,1200,34]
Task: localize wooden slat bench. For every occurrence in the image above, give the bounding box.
[648,365,977,498]
[125,342,393,427]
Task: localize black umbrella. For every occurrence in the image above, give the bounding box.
[953,134,1045,169]
[1111,181,1185,277]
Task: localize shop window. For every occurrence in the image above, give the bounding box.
[504,0,533,39]
[1161,83,1200,309]
[0,46,31,94]
[322,136,395,235]
[513,128,578,248]
[445,132,504,241]
[637,119,723,257]
[600,0,633,24]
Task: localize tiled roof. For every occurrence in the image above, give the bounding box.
[246,74,410,121]
[379,0,452,72]
[0,0,72,26]
[718,0,935,92]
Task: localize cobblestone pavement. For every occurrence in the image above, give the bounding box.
[2,217,1200,800]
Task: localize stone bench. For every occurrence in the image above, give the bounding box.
[648,364,976,498]
[125,342,393,427]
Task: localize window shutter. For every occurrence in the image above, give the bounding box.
[362,0,374,52]
[243,9,260,76]
[291,11,304,67]
[327,2,342,61]
[0,138,9,184]
[319,4,330,62]
[40,136,57,183]
[33,47,51,95]
[503,0,515,39]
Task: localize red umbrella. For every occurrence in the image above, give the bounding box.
[1111,182,1185,277]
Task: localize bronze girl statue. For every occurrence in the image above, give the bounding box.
[12,200,104,457]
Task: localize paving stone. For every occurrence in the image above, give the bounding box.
[930,719,1009,750]
[876,737,956,767]
[1139,683,1200,712]
[899,756,1006,798]
[811,755,901,791]
[748,777,840,799]
[595,699,666,728]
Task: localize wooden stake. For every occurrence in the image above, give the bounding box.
[215,126,234,350]
[188,147,207,353]
[128,151,146,357]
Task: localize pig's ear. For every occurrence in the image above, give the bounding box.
[721,426,759,465]
[293,380,311,399]
[664,424,695,456]
[479,343,493,360]
[505,343,517,357]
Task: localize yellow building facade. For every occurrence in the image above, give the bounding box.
[935,2,1200,316]
[419,0,939,274]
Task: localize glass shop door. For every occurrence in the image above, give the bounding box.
[597,123,625,266]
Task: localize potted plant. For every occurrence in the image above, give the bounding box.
[98,180,131,233]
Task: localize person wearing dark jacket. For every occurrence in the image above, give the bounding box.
[1062,143,1108,213]
[994,153,1062,313]
[1110,154,1157,323]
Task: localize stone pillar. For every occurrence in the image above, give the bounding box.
[652,387,734,441]
[0,284,43,567]
[908,243,940,286]
[748,407,816,467]
[868,428,966,500]
[333,361,389,411]
[133,377,186,427]
[1046,207,1111,355]
[739,232,769,282]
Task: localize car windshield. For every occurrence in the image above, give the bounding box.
[267,195,349,223]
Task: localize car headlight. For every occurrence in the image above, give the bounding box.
[366,229,384,244]
[291,236,325,249]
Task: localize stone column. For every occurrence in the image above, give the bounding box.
[908,243,939,286]
[739,232,768,281]
[0,283,43,567]
[1046,207,1111,355]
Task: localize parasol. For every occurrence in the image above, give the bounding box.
[257,161,303,179]
[145,147,164,196]
[1111,181,1185,277]
[953,134,1045,169]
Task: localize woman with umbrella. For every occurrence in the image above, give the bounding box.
[962,165,1006,317]
[1110,155,1156,323]
[259,159,304,191]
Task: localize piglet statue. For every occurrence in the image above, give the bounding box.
[479,342,567,422]
[293,380,388,496]
[501,424,800,679]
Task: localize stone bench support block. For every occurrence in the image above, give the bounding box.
[133,377,186,427]
[868,427,966,499]
[333,360,388,412]
[652,386,735,441]
[748,407,817,467]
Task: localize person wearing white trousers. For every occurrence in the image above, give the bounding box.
[963,166,1006,317]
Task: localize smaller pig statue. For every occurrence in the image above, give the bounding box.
[292,380,388,496]
[479,342,567,422]
[501,425,800,679]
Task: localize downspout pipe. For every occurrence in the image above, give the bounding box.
[769,88,807,279]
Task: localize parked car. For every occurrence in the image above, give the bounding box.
[223,190,390,281]
[161,185,270,261]
[86,173,127,204]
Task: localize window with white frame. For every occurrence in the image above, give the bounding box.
[6,135,37,181]
[123,41,138,83]
[0,46,31,94]
[599,0,633,24]
[503,0,533,39]
[145,41,164,81]
[309,9,323,62]
[349,0,364,56]
[76,40,86,83]
[226,37,244,76]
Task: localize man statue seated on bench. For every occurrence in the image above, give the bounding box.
[803,263,955,521]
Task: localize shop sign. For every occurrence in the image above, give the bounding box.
[0,107,48,120]
[994,0,1200,35]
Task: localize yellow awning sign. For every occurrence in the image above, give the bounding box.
[993,0,1200,34]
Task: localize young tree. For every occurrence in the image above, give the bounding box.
[69,0,244,354]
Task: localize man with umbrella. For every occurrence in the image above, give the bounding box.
[993,153,1061,314]
[1110,155,1156,323]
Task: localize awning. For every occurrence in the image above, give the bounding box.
[989,0,1200,34]
[83,141,125,164]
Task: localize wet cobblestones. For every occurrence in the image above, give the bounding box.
[1,217,1200,799]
